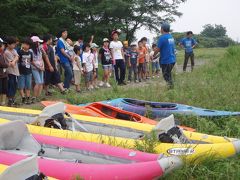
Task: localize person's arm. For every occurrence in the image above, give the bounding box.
[0,55,8,68]
[89,35,94,44]
[192,39,197,49]
[58,41,72,61]
[42,48,54,72]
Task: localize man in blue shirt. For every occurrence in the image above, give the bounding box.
[154,23,176,88]
[180,31,197,72]
[56,29,73,89]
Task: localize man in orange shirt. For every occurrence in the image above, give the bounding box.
[137,41,147,82]
[141,37,150,79]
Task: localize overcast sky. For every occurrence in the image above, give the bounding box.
[136,0,240,43]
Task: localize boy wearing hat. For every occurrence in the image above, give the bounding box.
[91,43,99,89]
[154,23,176,88]
[109,30,126,85]
[18,38,33,104]
[0,38,9,106]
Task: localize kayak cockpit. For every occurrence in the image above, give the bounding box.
[122,98,178,110]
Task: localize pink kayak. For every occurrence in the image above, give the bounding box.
[0,121,182,180]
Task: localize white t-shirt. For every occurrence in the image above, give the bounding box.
[82,51,94,72]
[73,55,81,71]
[109,41,123,60]
[150,51,160,63]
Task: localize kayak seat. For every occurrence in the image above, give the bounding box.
[0,121,41,154]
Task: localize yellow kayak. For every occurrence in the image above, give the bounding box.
[0,106,239,162]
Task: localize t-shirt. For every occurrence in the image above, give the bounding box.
[99,47,112,65]
[129,51,138,64]
[73,55,81,71]
[56,39,69,64]
[18,49,33,75]
[4,49,20,76]
[30,47,45,70]
[138,47,147,64]
[43,44,56,70]
[157,34,176,65]
[109,41,123,60]
[82,51,94,72]
[150,51,160,63]
[180,37,197,53]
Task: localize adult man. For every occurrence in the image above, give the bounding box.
[154,23,176,88]
[110,30,126,85]
[180,31,197,72]
[56,29,73,89]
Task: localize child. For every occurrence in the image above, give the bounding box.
[4,36,19,106]
[150,44,160,78]
[0,38,9,106]
[141,37,150,79]
[18,38,33,104]
[99,38,112,88]
[30,36,46,102]
[137,41,147,82]
[73,46,83,92]
[91,43,99,89]
[82,43,95,90]
[128,43,138,83]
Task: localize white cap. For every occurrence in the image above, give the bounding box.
[91,43,99,48]
[31,36,43,43]
[103,38,109,42]
[130,42,137,46]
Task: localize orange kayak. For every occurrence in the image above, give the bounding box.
[41,101,195,132]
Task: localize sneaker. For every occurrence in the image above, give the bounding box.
[157,75,160,78]
[99,81,104,87]
[94,85,99,89]
[127,80,131,83]
[139,79,142,82]
[31,97,37,103]
[22,97,26,104]
[26,97,32,105]
[90,85,94,90]
[45,91,53,96]
[152,76,155,78]
[122,81,127,85]
[135,80,139,83]
[105,82,111,88]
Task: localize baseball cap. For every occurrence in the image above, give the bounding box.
[31,36,43,43]
[103,38,109,42]
[161,23,171,32]
[91,43,99,48]
[130,42,137,46]
[111,30,120,37]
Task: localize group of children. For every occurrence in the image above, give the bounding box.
[0,29,162,107]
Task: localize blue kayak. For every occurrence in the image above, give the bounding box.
[93,98,240,119]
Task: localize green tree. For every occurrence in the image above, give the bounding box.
[201,24,227,38]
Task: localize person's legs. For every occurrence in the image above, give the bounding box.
[190,52,195,71]
[133,64,138,82]
[61,62,73,89]
[183,52,190,71]
[18,75,25,98]
[114,61,120,83]
[7,74,17,105]
[119,59,126,84]
[128,65,133,81]
[162,63,175,88]
[0,77,8,106]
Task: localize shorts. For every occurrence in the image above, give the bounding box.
[0,77,8,94]
[85,71,93,83]
[102,64,113,71]
[32,69,44,84]
[152,61,160,72]
[138,63,145,73]
[18,74,32,89]
[45,70,61,85]
[73,70,81,85]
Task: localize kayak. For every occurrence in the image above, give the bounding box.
[0,155,55,180]
[0,121,182,180]
[91,98,240,118]
[0,105,239,162]
[41,101,195,132]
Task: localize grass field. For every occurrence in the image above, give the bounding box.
[27,46,240,179]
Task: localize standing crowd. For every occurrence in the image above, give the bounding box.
[0,23,197,107]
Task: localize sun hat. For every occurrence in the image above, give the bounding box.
[91,43,99,48]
